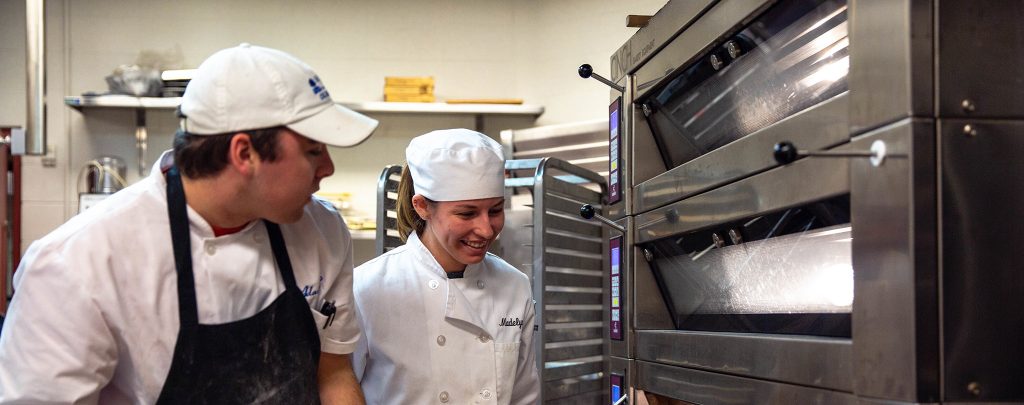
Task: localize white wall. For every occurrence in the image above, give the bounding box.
[0,0,665,259]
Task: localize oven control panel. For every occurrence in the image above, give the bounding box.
[610,236,623,340]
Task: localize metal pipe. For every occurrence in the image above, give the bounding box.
[25,0,45,156]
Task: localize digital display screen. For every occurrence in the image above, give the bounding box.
[608,98,622,204]
[610,374,623,404]
[610,236,623,340]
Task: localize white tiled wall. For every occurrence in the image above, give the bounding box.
[0,0,665,256]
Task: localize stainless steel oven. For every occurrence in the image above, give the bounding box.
[591,0,1024,403]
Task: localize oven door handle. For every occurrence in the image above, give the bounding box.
[774,140,888,167]
[580,203,626,234]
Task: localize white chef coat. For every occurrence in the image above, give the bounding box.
[0,151,360,404]
[353,232,540,405]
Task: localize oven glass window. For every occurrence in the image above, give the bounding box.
[643,195,852,337]
[642,0,849,169]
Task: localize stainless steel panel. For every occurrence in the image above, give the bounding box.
[545,177,603,205]
[545,326,602,343]
[632,0,773,99]
[546,391,603,405]
[545,375,603,401]
[636,330,853,392]
[543,252,602,270]
[857,400,937,405]
[633,245,674,330]
[636,150,850,243]
[637,360,858,404]
[939,120,1024,402]
[940,403,1024,405]
[26,0,45,155]
[514,148,607,174]
[610,0,719,82]
[544,291,602,306]
[544,272,602,289]
[545,341,603,361]
[936,2,1024,119]
[544,213,602,237]
[851,118,939,402]
[859,400,1013,405]
[543,233,602,255]
[848,0,933,134]
[545,308,603,324]
[544,193,600,219]
[627,83,668,199]
[547,359,603,381]
[504,120,606,151]
[635,93,849,213]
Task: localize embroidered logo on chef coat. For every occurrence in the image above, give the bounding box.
[308,76,330,100]
[499,317,523,329]
[302,275,324,297]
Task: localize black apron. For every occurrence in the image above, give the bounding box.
[157,167,321,404]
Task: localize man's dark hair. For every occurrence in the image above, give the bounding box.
[172,126,283,179]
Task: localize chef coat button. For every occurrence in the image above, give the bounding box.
[482,389,492,399]
[478,335,489,343]
[205,243,216,255]
[477,280,485,289]
[429,280,439,290]
[439,391,450,403]
[436,335,446,346]
[252,233,263,243]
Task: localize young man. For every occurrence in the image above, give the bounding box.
[0,44,376,404]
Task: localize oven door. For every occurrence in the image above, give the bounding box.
[632,147,857,395]
[633,0,851,213]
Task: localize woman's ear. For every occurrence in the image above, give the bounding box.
[411,194,431,220]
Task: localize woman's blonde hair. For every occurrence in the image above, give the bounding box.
[395,166,432,241]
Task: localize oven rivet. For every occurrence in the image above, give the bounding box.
[967,381,982,397]
[711,233,726,248]
[963,124,978,137]
[642,248,654,262]
[728,229,743,245]
[725,41,741,59]
[710,54,724,70]
[961,99,976,112]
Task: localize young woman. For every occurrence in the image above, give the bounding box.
[353,128,539,404]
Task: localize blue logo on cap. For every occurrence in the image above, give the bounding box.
[308,76,330,100]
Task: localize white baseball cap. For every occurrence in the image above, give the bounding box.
[406,129,505,202]
[180,43,378,147]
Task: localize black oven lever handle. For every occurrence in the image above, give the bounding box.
[773,140,888,167]
[578,64,625,93]
[580,204,626,234]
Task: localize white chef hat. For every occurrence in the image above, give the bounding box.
[180,43,378,147]
[406,129,505,201]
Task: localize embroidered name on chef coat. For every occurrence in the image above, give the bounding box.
[499,317,523,329]
[302,275,324,297]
